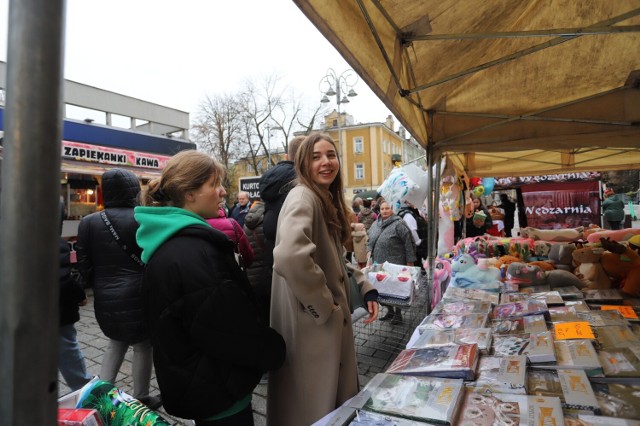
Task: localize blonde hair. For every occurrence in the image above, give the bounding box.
[294,133,351,243]
[141,150,225,207]
[288,135,306,159]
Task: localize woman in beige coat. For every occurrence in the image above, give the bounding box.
[267,133,379,426]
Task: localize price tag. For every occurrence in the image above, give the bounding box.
[554,321,595,340]
[601,305,638,319]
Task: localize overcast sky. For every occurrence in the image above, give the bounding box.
[0,0,394,128]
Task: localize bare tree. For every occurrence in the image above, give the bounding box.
[191,72,328,178]
[191,93,244,169]
[264,83,322,160]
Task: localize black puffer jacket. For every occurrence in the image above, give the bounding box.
[144,225,285,419]
[243,202,270,321]
[76,169,147,343]
[258,160,296,269]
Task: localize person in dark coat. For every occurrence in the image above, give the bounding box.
[229,191,251,227]
[367,200,416,325]
[135,150,285,425]
[58,199,92,391]
[76,168,160,409]
[258,135,305,273]
[243,200,269,322]
[465,195,493,237]
[499,193,516,237]
[602,188,625,230]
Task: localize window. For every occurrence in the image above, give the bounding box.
[354,137,363,153]
[355,163,365,180]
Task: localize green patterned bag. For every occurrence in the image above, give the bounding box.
[76,380,171,426]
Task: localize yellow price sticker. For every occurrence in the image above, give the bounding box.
[554,321,595,340]
[601,305,638,319]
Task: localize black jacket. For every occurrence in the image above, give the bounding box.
[258,160,296,269]
[59,238,86,326]
[76,169,147,343]
[243,203,268,291]
[465,207,494,238]
[143,225,285,419]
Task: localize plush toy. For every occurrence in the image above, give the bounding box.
[547,243,576,272]
[528,260,555,271]
[600,237,640,297]
[582,224,602,240]
[521,227,583,242]
[495,255,521,269]
[449,253,502,291]
[533,240,552,258]
[586,228,640,244]
[506,262,585,289]
[437,198,455,257]
[571,246,612,290]
[429,257,452,311]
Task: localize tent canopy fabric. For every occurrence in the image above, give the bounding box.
[293,0,640,177]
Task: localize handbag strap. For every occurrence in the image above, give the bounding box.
[100,211,144,267]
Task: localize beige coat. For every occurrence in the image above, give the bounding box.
[267,186,374,426]
[351,222,368,264]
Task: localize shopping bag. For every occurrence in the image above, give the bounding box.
[76,380,170,426]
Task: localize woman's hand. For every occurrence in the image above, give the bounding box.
[362,300,379,324]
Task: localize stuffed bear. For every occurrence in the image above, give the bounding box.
[528,260,555,271]
[495,255,522,270]
[449,253,502,291]
[571,246,612,290]
[547,243,576,272]
[506,262,585,289]
[600,237,640,297]
[533,240,552,258]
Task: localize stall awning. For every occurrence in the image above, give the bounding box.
[293,0,640,176]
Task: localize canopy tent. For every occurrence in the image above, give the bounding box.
[292,0,640,177]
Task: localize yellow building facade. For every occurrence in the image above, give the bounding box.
[321,110,423,200]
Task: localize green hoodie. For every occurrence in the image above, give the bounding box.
[134,206,209,264]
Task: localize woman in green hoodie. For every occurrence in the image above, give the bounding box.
[135,150,285,425]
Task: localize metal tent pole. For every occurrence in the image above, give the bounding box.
[0,0,66,424]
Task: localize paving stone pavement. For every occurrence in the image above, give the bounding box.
[61,285,429,425]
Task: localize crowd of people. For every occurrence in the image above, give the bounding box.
[69,134,636,424]
[61,133,421,426]
[56,129,636,425]
[56,131,436,424]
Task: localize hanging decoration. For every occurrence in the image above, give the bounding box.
[482,177,495,195]
[377,164,428,213]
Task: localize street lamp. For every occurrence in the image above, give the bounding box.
[319,68,358,177]
[265,123,282,169]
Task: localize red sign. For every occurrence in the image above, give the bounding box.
[520,181,600,229]
[61,141,170,170]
